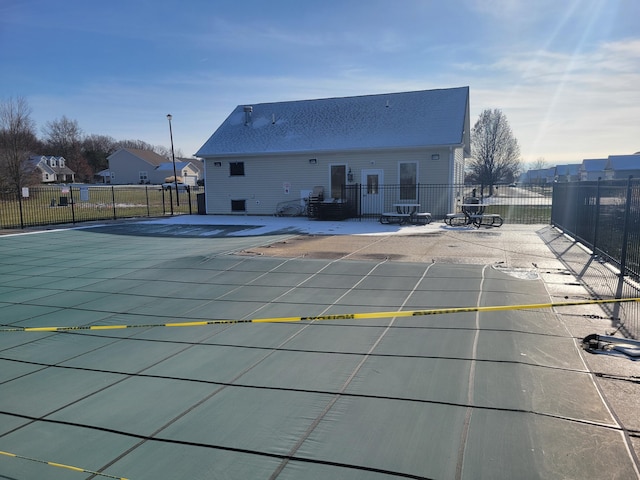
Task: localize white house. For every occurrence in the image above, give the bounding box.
[155,159,202,186]
[29,156,75,184]
[196,87,470,216]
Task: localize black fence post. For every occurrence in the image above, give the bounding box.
[17,189,25,229]
[187,187,192,215]
[612,176,634,324]
[70,187,76,224]
[111,186,117,220]
[145,186,150,217]
[618,176,633,278]
[592,178,601,254]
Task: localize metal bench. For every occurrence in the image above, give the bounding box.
[411,212,432,225]
[471,213,503,228]
[445,213,467,226]
[379,212,411,224]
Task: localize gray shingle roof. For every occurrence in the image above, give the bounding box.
[196,87,469,157]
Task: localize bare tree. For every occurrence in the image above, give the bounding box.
[42,116,93,182]
[469,109,521,195]
[0,96,39,193]
[530,157,548,170]
[114,138,156,151]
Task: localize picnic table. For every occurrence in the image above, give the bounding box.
[380,204,432,225]
[445,202,503,228]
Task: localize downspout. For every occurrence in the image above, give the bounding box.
[449,146,455,212]
[203,158,208,214]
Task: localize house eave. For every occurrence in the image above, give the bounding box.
[200,143,465,160]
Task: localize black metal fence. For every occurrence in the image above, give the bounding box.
[552,178,640,338]
[345,183,553,224]
[0,185,200,229]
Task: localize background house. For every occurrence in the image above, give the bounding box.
[604,154,640,180]
[107,148,168,184]
[554,164,580,182]
[155,159,202,186]
[196,87,470,216]
[94,168,112,184]
[521,167,556,184]
[107,148,203,185]
[579,159,607,181]
[106,148,202,185]
[29,156,75,184]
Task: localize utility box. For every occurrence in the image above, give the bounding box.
[197,193,206,215]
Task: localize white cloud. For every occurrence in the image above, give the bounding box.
[464,38,640,162]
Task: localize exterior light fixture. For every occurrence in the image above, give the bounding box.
[309,158,317,164]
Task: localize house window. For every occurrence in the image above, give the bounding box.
[230,162,245,176]
[330,164,346,199]
[49,158,57,167]
[139,171,148,183]
[59,158,65,167]
[366,174,379,195]
[399,162,417,201]
[231,199,246,212]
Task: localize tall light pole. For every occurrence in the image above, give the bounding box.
[166,114,179,206]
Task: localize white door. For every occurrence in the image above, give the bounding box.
[361,169,384,215]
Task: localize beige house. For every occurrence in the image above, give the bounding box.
[107,148,169,184]
[106,148,202,185]
[196,87,470,216]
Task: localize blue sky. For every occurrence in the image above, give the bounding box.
[1,0,638,164]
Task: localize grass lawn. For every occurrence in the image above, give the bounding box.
[0,185,197,229]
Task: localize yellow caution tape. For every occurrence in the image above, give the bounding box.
[1,297,638,333]
[0,450,128,479]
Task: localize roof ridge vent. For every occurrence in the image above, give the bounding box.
[243,106,253,125]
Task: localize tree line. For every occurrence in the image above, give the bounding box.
[0,96,179,193]
[2,96,523,197]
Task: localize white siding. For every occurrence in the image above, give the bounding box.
[204,147,454,215]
